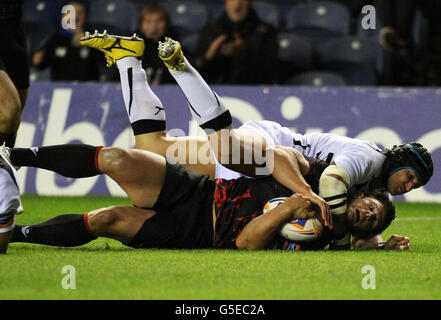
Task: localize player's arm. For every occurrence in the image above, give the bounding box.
[236,194,316,250]
[318,165,350,235]
[353,234,410,250]
[266,146,332,229]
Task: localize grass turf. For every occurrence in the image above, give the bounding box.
[1,196,440,300]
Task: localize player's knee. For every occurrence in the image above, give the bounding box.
[88,206,121,234]
[99,147,130,173]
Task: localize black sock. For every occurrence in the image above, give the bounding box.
[10,144,102,178]
[11,214,97,247]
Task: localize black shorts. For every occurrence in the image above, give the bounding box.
[128,162,215,249]
[0,20,29,89]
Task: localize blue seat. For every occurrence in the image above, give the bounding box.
[277,32,313,70]
[84,23,128,37]
[253,1,280,29]
[181,33,199,56]
[29,67,52,82]
[23,0,58,27]
[162,1,209,37]
[206,1,224,19]
[316,36,383,74]
[285,2,350,36]
[89,0,138,33]
[316,36,382,85]
[25,22,56,53]
[289,71,346,86]
[411,9,429,57]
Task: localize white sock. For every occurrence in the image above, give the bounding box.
[168,57,231,133]
[116,57,166,135]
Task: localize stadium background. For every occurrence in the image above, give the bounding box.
[20,0,440,201]
[3,0,440,302]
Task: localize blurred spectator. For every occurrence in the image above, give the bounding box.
[195,0,277,84]
[32,1,103,81]
[136,3,178,85]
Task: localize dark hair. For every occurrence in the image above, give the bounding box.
[350,191,396,239]
[382,142,433,187]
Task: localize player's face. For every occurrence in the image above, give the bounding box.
[387,168,420,195]
[140,12,168,42]
[225,0,252,22]
[346,196,386,235]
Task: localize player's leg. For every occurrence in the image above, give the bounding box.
[159,38,267,177]
[114,55,215,176]
[9,143,166,208]
[11,205,156,247]
[80,31,215,177]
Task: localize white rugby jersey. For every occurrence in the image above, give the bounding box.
[215,120,386,193]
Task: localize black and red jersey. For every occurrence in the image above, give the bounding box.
[212,157,328,248]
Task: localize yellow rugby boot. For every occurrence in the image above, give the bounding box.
[158,37,185,71]
[80,30,145,67]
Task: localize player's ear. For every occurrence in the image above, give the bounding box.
[354,192,364,199]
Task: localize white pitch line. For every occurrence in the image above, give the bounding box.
[395,217,441,221]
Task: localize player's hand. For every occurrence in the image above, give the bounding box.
[302,190,332,230]
[205,34,228,61]
[285,194,317,220]
[385,234,410,250]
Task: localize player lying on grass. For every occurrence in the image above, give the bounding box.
[6,142,404,250]
[77,31,430,249]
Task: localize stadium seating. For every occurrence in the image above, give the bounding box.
[162,1,209,38]
[181,33,200,56]
[29,67,51,82]
[285,2,350,37]
[253,1,280,29]
[357,10,383,38]
[25,22,56,53]
[22,0,58,27]
[89,0,138,33]
[277,32,313,70]
[289,71,346,86]
[316,36,383,85]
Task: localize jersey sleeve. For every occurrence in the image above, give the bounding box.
[333,146,385,188]
[238,120,294,148]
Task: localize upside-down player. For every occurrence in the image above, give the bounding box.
[76,31,429,249]
[6,33,407,251]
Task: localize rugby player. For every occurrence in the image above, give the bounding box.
[0,0,28,252]
[77,32,431,249]
[7,142,399,250]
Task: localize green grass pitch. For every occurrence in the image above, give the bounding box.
[1,196,440,300]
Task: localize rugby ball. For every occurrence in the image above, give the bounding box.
[263,197,324,241]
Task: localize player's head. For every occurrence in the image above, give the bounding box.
[224,0,253,23]
[346,191,395,239]
[382,142,433,195]
[138,4,170,42]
